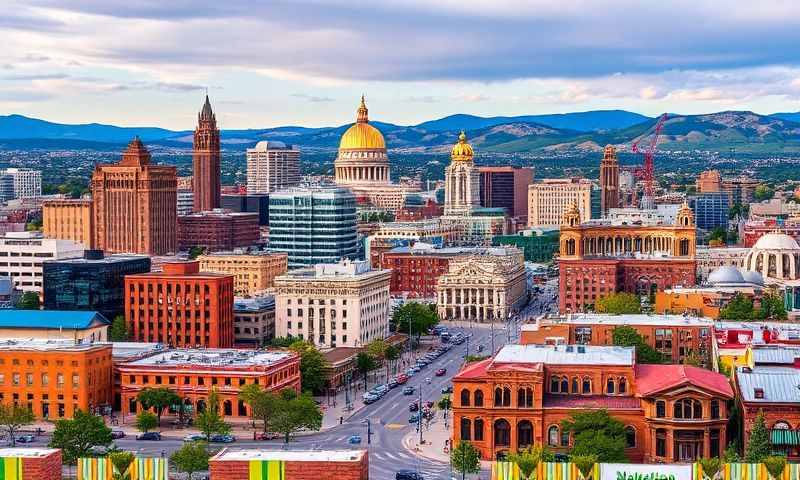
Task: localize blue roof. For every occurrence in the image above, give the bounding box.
[0,310,110,330]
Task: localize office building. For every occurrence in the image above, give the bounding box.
[0,168,41,199]
[233,295,275,346]
[198,252,287,297]
[246,141,300,194]
[478,166,533,223]
[0,175,14,202]
[381,243,468,299]
[722,176,759,205]
[0,231,83,295]
[599,145,620,216]
[221,194,269,225]
[91,137,177,255]
[124,261,235,348]
[268,186,358,268]
[696,170,722,193]
[0,339,112,419]
[692,192,729,231]
[193,95,221,212]
[43,250,151,320]
[42,198,94,248]
[274,259,390,348]
[177,189,194,216]
[118,348,299,420]
[177,210,260,252]
[491,228,560,263]
[527,178,592,228]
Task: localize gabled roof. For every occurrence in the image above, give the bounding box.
[0,310,110,330]
[454,358,492,380]
[635,364,733,398]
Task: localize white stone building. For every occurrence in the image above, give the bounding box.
[246,141,300,194]
[0,231,83,295]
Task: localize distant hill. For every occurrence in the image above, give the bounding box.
[0,114,181,143]
[414,110,651,133]
[770,112,800,123]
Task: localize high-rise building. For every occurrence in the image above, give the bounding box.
[599,145,620,216]
[42,198,94,248]
[193,95,221,212]
[274,259,390,348]
[0,174,14,202]
[268,186,358,268]
[177,189,194,216]
[177,210,260,252]
[527,178,592,228]
[0,231,83,295]
[0,168,42,199]
[246,141,300,194]
[42,250,151,320]
[692,192,729,231]
[198,252,287,296]
[124,261,235,348]
[696,170,722,193]
[444,132,480,216]
[221,194,270,225]
[91,137,177,255]
[478,166,533,222]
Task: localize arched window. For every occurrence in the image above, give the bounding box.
[572,377,579,393]
[582,377,591,394]
[474,418,484,441]
[518,420,533,449]
[673,398,702,419]
[625,426,636,448]
[606,378,615,394]
[460,389,471,407]
[618,377,627,394]
[517,387,533,408]
[494,387,503,406]
[774,421,791,430]
[460,417,472,441]
[474,390,484,407]
[656,400,666,418]
[560,377,568,393]
[550,376,559,393]
[494,419,511,447]
[710,399,720,419]
[548,425,559,446]
[503,387,511,407]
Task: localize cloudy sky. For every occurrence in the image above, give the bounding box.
[3,0,800,129]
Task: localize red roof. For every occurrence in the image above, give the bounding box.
[453,358,492,380]
[544,394,641,410]
[635,364,733,398]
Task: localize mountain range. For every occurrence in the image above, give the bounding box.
[2,110,800,154]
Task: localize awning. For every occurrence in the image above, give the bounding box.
[771,429,800,445]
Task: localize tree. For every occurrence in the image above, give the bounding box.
[134,411,158,433]
[451,441,481,480]
[384,345,400,376]
[270,336,295,348]
[722,442,741,463]
[719,293,755,320]
[49,410,113,465]
[171,441,210,480]
[438,395,452,427]
[698,457,721,480]
[391,302,439,341]
[754,184,775,201]
[367,339,388,381]
[595,292,641,315]
[15,291,39,310]
[507,445,553,480]
[763,455,787,480]
[0,403,34,447]
[288,340,330,394]
[188,246,206,260]
[744,410,770,463]
[356,352,377,388]
[109,451,135,480]
[108,315,129,342]
[758,293,788,320]
[238,383,264,428]
[561,409,627,463]
[612,325,663,364]
[196,389,230,441]
[572,454,598,480]
[267,388,323,443]
[136,387,180,426]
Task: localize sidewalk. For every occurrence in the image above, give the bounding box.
[401,410,493,471]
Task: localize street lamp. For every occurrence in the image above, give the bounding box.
[362,419,372,444]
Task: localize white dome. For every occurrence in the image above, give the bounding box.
[753,233,800,251]
[741,270,764,285]
[708,266,745,285]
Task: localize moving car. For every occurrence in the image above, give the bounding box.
[210,434,236,443]
[15,435,34,444]
[183,434,206,442]
[396,471,424,480]
[111,430,126,440]
[136,432,161,441]
[347,435,362,445]
[435,368,447,376]
[402,386,415,395]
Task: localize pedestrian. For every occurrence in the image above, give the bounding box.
[339,416,344,425]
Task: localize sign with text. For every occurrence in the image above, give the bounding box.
[600,464,694,480]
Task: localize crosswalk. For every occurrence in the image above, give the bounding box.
[369,450,452,479]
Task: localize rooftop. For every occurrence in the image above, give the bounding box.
[112,342,164,360]
[492,344,634,366]
[0,310,109,330]
[525,313,713,329]
[388,243,519,256]
[234,296,275,312]
[127,348,295,368]
[46,252,150,265]
[0,448,60,458]
[635,364,733,398]
[0,339,110,352]
[278,259,388,281]
[736,366,800,403]
[752,346,800,365]
[211,449,365,462]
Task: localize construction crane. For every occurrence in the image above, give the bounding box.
[632,113,668,199]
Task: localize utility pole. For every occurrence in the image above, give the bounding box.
[418,385,424,444]
[363,418,372,444]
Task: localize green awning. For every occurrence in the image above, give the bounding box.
[771,429,800,445]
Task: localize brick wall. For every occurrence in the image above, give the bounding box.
[22,450,62,480]
[209,454,369,480]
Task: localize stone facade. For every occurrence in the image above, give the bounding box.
[600,145,620,216]
[528,178,592,228]
[193,95,221,212]
[199,252,287,297]
[42,198,94,248]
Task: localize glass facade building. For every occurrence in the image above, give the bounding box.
[42,250,151,320]
[692,193,729,232]
[268,187,358,268]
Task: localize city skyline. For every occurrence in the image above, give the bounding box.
[2,1,800,129]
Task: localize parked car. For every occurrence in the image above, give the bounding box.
[256,432,280,440]
[396,374,409,384]
[210,434,236,443]
[388,378,399,388]
[408,402,419,412]
[15,435,34,444]
[136,432,161,441]
[183,434,206,442]
[363,393,379,404]
[435,368,447,376]
[111,430,126,440]
[402,386,415,395]
[396,470,424,480]
[408,412,420,423]
[347,435,362,445]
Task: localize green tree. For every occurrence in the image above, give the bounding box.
[134,411,158,433]
[698,457,721,480]
[744,410,770,463]
[109,451,135,480]
[0,403,34,447]
[612,325,663,364]
[270,336,295,348]
[763,455,787,480]
[108,315,129,342]
[595,292,641,314]
[391,302,439,341]
[367,339,388,381]
[572,454,598,480]
[754,184,775,201]
[723,442,741,463]
[170,441,210,480]
[356,352,377,388]
[384,344,400,375]
[15,291,40,310]
[706,226,728,244]
[507,445,553,480]
[49,410,113,465]
[719,293,756,320]
[136,387,180,426]
[238,383,264,428]
[288,340,330,394]
[757,293,788,320]
[25,219,42,232]
[188,246,206,260]
[267,388,323,443]
[561,409,627,463]
[196,389,231,442]
[451,440,481,480]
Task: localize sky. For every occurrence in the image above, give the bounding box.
[3,0,800,130]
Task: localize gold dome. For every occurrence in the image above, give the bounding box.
[450,130,474,161]
[338,95,386,151]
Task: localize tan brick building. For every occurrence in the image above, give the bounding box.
[42,198,94,248]
[198,252,287,296]
[528,178,592,228]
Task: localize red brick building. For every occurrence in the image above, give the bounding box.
[124,261,235,348]
[0,448,62,480]
[395,198,443,221]
[177,210,260,252]
[209,450,368,480]
[743,220,800,247]
[381,245,463,298]
[193,95,221,212]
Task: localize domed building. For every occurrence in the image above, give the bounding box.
[745,232,800,281]
[707,265,763,287]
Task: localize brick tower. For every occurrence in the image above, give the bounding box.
[599,144,620,216]
[193,95,221,212]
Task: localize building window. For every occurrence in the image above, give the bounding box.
[618,377,627,394]
[606,378,615,394]
[625,426,636,448]
[474,390,484,407]
[656,400,666,418]
[517,387,533,408]
[575,326,592,344]
[550,376,559,393]
[560,377,568,393]
[460,389,470,407]
[656,430,666,457]
[673,398,702,419]
[571,377,579,393]
[548,425,559,447]
[582,378,591,394]
[710,400,720,419]
[460,417,472,441]
[474,418,484,441]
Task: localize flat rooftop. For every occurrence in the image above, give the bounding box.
[526,313,714,328]
[234,296,275,312]
[211,449,365,462]
[45,254,149,265]
[0,339,109,352]
[493,344,634,366]
[127,348,294,367]
[112,342,165,360]
[0,448,60,458]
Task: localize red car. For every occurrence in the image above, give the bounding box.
[396,374,409,384]
[435,368,447,376]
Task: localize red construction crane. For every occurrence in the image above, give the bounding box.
[632,113,668,198]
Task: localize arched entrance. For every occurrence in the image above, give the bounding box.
[494,419,511,448]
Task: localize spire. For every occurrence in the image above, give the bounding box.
[458,130,467,143]
[356,95,369,124]
[199,94,215,122]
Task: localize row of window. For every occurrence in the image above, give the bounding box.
[655,398,721,419]
[459,387,534,408]
[125,369,295,387]
[550,375,627,395]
